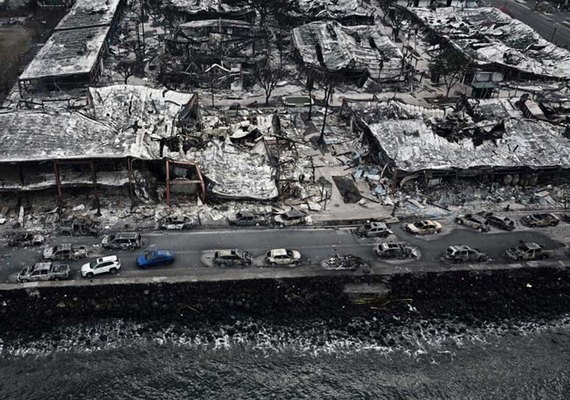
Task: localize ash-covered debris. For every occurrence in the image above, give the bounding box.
[292,20,403,83]
[295,0,375,23]
[412,7,570,80]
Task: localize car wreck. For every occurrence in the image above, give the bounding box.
[158,216,194,230]
[444,245,488,264]
[8,232,45,247]
[454,214,490,232]
[57,217,101,236]
[42,243,88,261]
[265,248,302,267]
[354,222,393,238]
[404,220,442,235]
[505,242,550,261]
[321,254,370,272]
[228,211,268,227]
[273,210,307,227]
[483,213,515,231]
[375,243,417,259]
[17,262,70,283]
[520,213,560,228]
[213,249,252,267]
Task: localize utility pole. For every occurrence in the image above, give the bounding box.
[319,82,334,146]
[140,0,146,75]
[306,74,314,121]
[210,68,215,107]
[551,24,558,42]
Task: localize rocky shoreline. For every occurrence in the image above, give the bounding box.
[1,266,569,336]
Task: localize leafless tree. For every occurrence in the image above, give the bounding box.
[429,48,470,97]
[117,58,138,84]
[254,60,285,105]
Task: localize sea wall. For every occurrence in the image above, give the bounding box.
[1,266,569,332]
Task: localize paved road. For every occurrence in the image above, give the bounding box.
[489,0,570,48]
[0,223,565,283]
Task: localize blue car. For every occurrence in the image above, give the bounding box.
[136,250,175,268]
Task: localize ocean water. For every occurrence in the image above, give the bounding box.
[0,314,569,400]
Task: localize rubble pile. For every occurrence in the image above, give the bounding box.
[192,140,278,200]
[412,7,570,79]
[292,20,403,82]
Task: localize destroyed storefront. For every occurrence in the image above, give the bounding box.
[292,21,403,85]
[0,111,143,205]
[162,19,268,89]
[350,100,570,187]
[88,84,278,202]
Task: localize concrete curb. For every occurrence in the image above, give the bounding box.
[2,259,568,292]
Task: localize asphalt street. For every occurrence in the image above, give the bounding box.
[489,0,570,48]
[0,223,565,284]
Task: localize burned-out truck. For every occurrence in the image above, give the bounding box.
[17,262,70,283]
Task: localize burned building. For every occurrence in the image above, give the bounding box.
[292,21,403,84]
[294,0,375,25]
[54,0,124,31]
[395,0,477,7]
[36,0,74,9]
[160,0,256,23]
[349,99,570,187]
[0,110,139,204]
[411,7,570,82]
[88,85,278,201]
[163,18,268,89]
[0,85,209,206]
[18,0,124,95]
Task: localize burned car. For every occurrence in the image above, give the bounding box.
[404,220,442,235]
[355,222,393,238]
[520,213,559,227]
[8,232,45,247]
[265,248,301,266]
[375,243,417,259]
[17,262,70,283]
[158,215,193,230]
[505,241,550,261]
[213,249,252,267]
[454,214,490,232]
[483,213,515,231]
[444,245,488,263]
[228,211,268,227]
[58,217,101,236]
[42,243,88,261]
[273,210,306,227]
[321,254,370,272]
[101,232,141,250]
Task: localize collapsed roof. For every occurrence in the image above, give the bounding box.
[0,111,136,162]
[296,0,374,21]
[364,117,570,174]
[162,0,253,19]
[411,7,570,80]
[292,21,403,81]
[19,26,109,81]
[195,141,278,200]
[54,0,122,31]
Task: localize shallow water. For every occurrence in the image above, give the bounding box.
[1,314,569,400]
